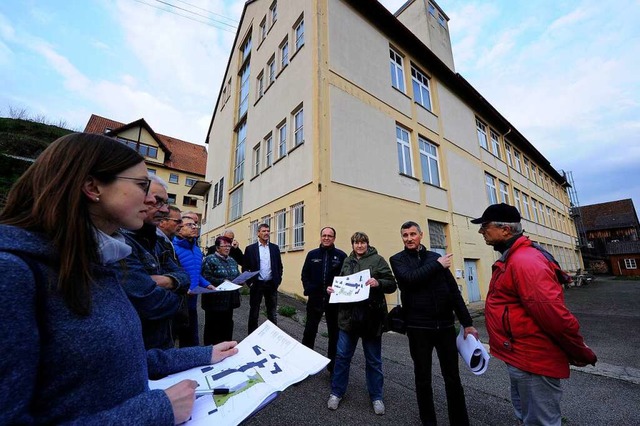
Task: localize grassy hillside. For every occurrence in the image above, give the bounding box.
[0,118,74,203]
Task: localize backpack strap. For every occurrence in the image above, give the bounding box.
[530,242,572,285]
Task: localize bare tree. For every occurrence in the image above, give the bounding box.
[8,106,29,120]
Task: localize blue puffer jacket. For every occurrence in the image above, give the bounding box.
[0,225,212,425]
[173,236,210,291]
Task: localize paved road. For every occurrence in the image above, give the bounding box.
[197,276,640,425]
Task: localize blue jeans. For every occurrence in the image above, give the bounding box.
[507,364,563,426]
[331,330,383,401]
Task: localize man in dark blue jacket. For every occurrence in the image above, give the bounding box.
[300,226,347,372]
[243,223,283,333]
[121,177,189,350]
[390,221,477,426]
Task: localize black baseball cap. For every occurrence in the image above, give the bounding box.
[471,203,521,224]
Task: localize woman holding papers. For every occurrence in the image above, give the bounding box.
[326,231,397,416]
[0,133,238,425]
[201,235,242,345]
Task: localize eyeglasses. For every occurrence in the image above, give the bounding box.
[183,223,200,229]
[116,176,151,195]
[153,196,169,209]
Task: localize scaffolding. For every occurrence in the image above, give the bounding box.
[564,171,588,249]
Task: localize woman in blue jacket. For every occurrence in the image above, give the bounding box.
[0,133,237,424]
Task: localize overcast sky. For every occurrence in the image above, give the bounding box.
[1,0,638,210]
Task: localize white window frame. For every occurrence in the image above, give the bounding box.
[185,177,197,187]
[389,47,405,92]
[294,18,304,51]
[490,130,501,159]
[514,188,522,213]
[411,66,432,111]
[257,71,264,99]
[513,149,522,173]
[249,220,258,244]
[624,259,637,269]
[280,38,289,70]
[291,202,304,249]
[522,193,531,220]
[396,125,413,176]
[238,62,250,118]
[229,186,243,221]
[476,119,488,150]
[293,107,304,146]
[252,143,261,177]
[265,133,273,167]
[259,17,267,43]
[168,173,179,184]
[277,121,287,158]
[233,121,246,185]
[532,198,540,223]
[267,56,276,84]
[418,136,440,186]
[276,209,287,251]
[499,181,509,204]
[485,173,498,204]
[546,206,552,227]
[531,164,538,184]
[523,157,531,178]
[505,143,513,166]
[269,1,277,27]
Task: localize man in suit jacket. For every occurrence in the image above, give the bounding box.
[243,223,283,333]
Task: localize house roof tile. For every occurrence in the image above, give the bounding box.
[579,199,640,231]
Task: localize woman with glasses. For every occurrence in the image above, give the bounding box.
[0,133,238,424]
[201,236,243,345]
[173,216,214,346]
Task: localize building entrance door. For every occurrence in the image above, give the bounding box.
[464,259,481,302]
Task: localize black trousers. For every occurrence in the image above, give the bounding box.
[203,309,234,346]
[302,292,339,370]
[407,327,469,426]
[248,280,278,334]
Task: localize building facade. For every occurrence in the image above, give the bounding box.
[198,0,581,301]
[85,114,207,213]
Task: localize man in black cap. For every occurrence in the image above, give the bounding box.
[472,203,597,426]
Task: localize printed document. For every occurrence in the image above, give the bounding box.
[329,269,371,303]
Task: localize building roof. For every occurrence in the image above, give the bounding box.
[606,240,640,255]
[579,199,640,231]
[84,114,207,176]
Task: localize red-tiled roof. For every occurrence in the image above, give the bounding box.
[84,114,207,176]
[579,199,640,231]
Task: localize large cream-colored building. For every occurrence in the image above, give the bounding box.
[85,114,206,213]
[197,0,581,302]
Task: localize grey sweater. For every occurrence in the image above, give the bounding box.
[0,225,212,424]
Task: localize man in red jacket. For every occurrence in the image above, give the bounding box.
[473,203,597,426]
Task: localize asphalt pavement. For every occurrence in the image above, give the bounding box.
[197,276,640,425]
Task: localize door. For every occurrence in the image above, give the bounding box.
[464,259,481,302]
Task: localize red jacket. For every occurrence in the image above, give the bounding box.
[485,236,596,378]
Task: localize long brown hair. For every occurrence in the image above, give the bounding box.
[0,133,144,316]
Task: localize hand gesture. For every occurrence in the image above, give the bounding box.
[164,379,197,424]
[437,253,453,269]
[211,341,239,364]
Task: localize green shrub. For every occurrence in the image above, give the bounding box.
[278,305,297,318]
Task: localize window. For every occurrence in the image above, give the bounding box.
[147,168,156,175]
[293,108,304,146]
[265,133,273,167]
[217,178,223,206]
[411,66,432,111]
[532,198,540,223]
[485,173,498,204]
[292,202,304,249]
[396,125,413,176]
[183,196,198,207]
[499,181,509,204]
[523,157,531,178]
[277,121,287,158]
[117,138,158,158]
[252,143,261,177]
[419,136,440,186]
[294,18,304,51]
[169,173,179,184]
[276,209,286,250]
[428,220,447,256]
[490,130,501,159]
[238,62,250,118]
[269,1,277,26]
[259,18,267,42]
[389,48,405,92]
[624,259,637,269]
[213,182,218,208]
[546,206,552,227]
[476,119,488,150]
[233,121,246,185]
[229,186,243,221]
[514,188,522,213]
[261,215,272,233]
[513,150,522,173]
[267,56,276,84]
[551,209,558,229]
[185,177,197,187]
[531,164,538,184]
[249,220,259,244]
[241,34,251,62]
[438,13,446,27]
[428,2,436,16]
[522,193,531,219]
[505,143,513,166]
[257,72,264,99]
[280,38,289,70]
[167,193,176,205]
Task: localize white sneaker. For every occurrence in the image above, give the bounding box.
[372,399,385,415]
[327,394,342,410]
